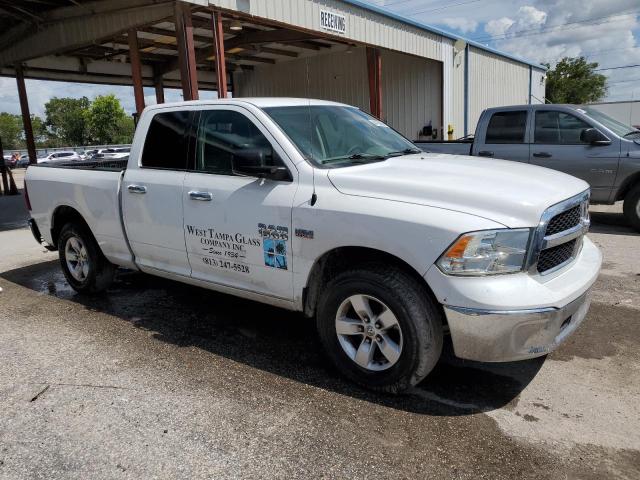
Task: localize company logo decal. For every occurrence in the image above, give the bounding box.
[259,223,288,270]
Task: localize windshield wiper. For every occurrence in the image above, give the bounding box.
[320,153,387,164]
[385,148,423,157]
[623,130,640,137]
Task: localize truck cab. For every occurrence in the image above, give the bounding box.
[418,104,640,230]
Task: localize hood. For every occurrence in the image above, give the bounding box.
[327,154,589,228]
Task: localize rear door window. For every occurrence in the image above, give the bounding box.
[485,111,528,144]
[141,111,191,169]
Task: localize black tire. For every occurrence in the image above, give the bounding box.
[623,184,640,232]
[58,222,116,294]
[316,264,443,393]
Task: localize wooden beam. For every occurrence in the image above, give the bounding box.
[212,10,227,99]
[15,65,37,164]
[174,2,198,101]
[153,74,164,104]
[366,47,382,120]
[141,25,212,45]
[224,29,320,50]
[128,29,145,115]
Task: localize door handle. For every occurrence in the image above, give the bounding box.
[188,191,213,201]
[127,184,147,194]
[533,152,552,158]
[478,150,494,157]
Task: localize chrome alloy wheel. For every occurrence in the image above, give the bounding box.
[65,236,90,282]
[335,294,404,371]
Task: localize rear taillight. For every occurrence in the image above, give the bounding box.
[24,179,32,211]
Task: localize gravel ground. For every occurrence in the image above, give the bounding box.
[0,172,638,479]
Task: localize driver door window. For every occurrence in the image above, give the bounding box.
[535,111,590,144]
[195,110,279,175]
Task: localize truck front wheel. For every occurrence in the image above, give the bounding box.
[58,223,115,294]
[623,184,640,232]
[316,264,443,393]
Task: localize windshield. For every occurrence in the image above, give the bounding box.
[263,105,419,167]
[582,107,640,138]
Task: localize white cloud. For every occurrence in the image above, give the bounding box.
[474,1,640,101]
[517,6,547,29]
[485,17,515,37]
[440,17,478,34]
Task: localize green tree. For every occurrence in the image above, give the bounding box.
[112,114,135,144]
[87,94,129,144]
[545,57,607,104]
[0,112,24,150]
[31,115,49,146]
[44,96,90,145]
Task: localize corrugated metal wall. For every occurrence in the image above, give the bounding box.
[235,47,442,139]
[235,48,370,109]
[208,0,444,62]
[531,69,546,104]
[467,46,531,130]
[381,49,441,140]
[442,40,466,140]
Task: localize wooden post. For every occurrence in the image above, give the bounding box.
[366,47,382,119]
[15,65,37,164]
[154,74,165,104]
[175,2,199,101]
[212,10,227,99]
[128,29,145,115]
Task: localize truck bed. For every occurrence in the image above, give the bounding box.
[26,162,133,267]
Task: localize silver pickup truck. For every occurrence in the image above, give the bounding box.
[416,105,640,231]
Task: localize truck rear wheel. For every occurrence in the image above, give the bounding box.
[58,222,115,294]
[623,184,640,232]
[316,264,443,393]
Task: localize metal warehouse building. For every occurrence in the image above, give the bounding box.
[0,0,546,162]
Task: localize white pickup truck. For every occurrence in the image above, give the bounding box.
[25,98,602,393]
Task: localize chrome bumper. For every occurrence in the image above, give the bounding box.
[443,290,592,362]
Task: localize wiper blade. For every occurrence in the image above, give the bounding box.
[320,153,386,164]
[385,148,423,157]
[623,130,640,137]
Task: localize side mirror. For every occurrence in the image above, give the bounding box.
[232,148,291,181]
[580,128,611,146]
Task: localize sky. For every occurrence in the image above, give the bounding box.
[0,0,639,118]
[370,0,640,101]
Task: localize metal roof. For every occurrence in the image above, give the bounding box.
[341,0,547,71]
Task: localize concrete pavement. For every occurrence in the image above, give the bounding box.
[0,179,638,479]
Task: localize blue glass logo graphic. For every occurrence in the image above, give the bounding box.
[263,238,287,270]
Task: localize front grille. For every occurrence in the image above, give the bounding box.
[537,239,577,273]
[545,205,581,236]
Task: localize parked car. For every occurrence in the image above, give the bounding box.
[93,147,131,160]
[416,104,640,231]
[3,154,13,168]
[24,99,601,392]
[37,151,82,164]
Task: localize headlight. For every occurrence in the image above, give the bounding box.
[437,229,531,276]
